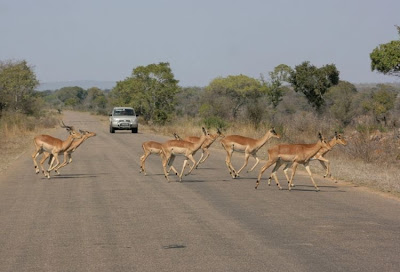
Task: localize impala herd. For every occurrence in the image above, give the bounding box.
[139,127,347,191]
[32,120,347,191]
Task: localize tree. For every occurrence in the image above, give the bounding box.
[0,60,39,113]
[55,86,87,108]
[203,75,264,124]
[175,86,204,117]
[84,87,107,113]
[261,64,292,108]
[325,81,357,125]
[362,84,397,125]
[370,25,400,77]
[110,62,180,125]
[289,61,339,111]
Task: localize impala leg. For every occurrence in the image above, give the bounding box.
[305,163,319,191]
[166,155,180,178]
[270,161,283,190]
[194,150,205,169]
[168,166,179,175]
[225,149,237,178]
[32,149,41,174]
[140,151,150,175]
[318,157,330,178]
[47,153,60,172]
[288,162,299,191]
[47,154,61,179]
[255,158,277,189]
[39,152,50,176]
[178,159,189,181]
[236,153,250,175]
[247,155,260,173]
[267,162,284,186]
[185,155,197,176]
[162,154,171,182]
[283,163,294,187]
[54,152,70,175]
[197,149,210,166]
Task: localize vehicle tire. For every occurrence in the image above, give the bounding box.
[110,126,115,133]
[132,127,138,133]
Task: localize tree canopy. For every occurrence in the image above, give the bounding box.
[201,75,264,124]
[370,25,400,77]
[288,61,340,111]
[0,60,39,114]
[110,62,180,125]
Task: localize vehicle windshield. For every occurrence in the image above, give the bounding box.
[114,109,135,116]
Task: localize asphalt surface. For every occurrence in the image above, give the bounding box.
[1,111,399,272]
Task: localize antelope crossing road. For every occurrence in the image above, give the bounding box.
[1,111,399,272]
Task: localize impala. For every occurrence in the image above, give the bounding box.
[139,133,182,175]
[183,128,224,168]
[265,132,347,185]
[255,132,331,191]
[32,122,82,178]
[220,128,280,178]
[161,127,208,182]
[42,130,97,174]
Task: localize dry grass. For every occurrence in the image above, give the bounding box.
[0,111,60,173]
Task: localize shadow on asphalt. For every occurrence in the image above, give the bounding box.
[51,173,109,179]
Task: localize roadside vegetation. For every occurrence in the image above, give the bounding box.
[1,27,399,193]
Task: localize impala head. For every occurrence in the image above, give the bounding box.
[60,120,74,131]
[69,129,82,139]
[318,132,331,151]
[61,121,82,139]
[79,130,97,139]
[270,127,280,139]
[335,131,347,146]
[216,128,225,138]
[173,133,182,140]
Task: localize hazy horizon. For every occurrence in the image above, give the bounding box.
[1,0,399,87]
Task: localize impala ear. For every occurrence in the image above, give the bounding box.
[318,132,323,140]
[335,131,338,138]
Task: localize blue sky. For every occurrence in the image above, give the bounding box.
[0,0,399,86]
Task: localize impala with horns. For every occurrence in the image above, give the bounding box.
[139,133,182,176]
[265,132,347,185]
[220,128,280,178]
[255,132,331,191]
[161,127,209,182]
[32,121,82,178]
[42,130,97,175]
[182,128,224,169]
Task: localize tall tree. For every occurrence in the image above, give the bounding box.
[370,25,400,77]
[110,62,180,124]
[262,64,292,108]
[289,61,339,111]
[0,60,39,113]
[203,75,263,122]
[362,84,397,125]
[325,81,357,125]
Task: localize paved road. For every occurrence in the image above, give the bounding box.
[1,111,399,272]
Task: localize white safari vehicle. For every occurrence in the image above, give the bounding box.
[109,107,138,133]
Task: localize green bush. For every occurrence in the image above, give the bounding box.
[202,116,227,130]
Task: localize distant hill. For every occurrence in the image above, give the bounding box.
[38,80,117,91]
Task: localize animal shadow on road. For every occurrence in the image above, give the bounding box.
[280,184,346,193]
[51,173,108,179]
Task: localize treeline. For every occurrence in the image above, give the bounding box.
[1,60,399,134]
